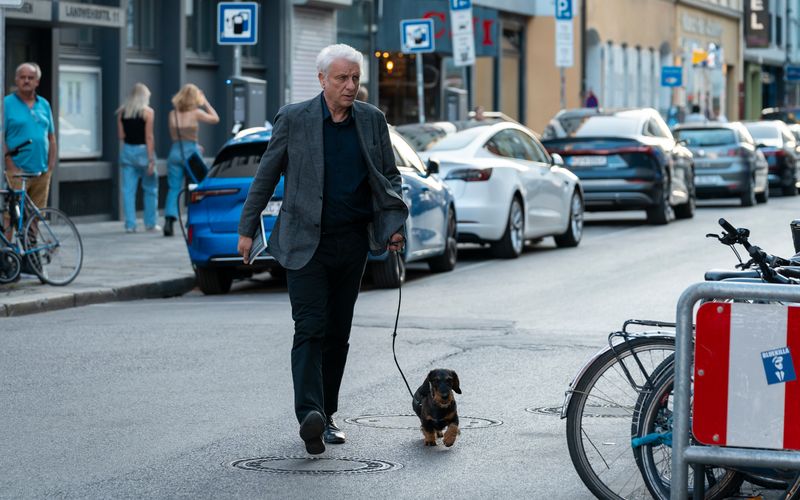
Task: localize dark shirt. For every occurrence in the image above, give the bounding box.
[121,116,146,145]
[320,94,373,233]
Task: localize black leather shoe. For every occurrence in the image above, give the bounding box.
[323,415,346,444]
[299,411,326,455]
[163,217,175,237]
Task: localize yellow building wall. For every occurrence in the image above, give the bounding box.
[525,15,581,134]
[587,0,675,50]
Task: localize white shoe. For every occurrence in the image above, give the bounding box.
[145,225,162,232]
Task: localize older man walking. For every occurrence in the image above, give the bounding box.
[4,62,57,209]
[238,44,408,455]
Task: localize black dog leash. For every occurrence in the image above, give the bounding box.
[390,249,416,401]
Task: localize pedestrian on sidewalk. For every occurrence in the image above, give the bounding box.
[164,84,219,236]
[237,43,408,455]
[117,83,158,233]
[3,62,57,209]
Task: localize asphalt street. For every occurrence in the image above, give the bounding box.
[2,198,799,499]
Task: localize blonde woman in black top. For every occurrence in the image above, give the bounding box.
[117,83,158,233]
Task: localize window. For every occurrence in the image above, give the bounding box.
[186,0,215,56]
[392,133,426,174]
[208,142,268,178]
[127,0,155,52]
[487,130,529,160]
[59,66,102,159]
[517,131,550,163]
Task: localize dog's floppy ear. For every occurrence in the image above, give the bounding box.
[427,370,437,384]
[450,370,461,394]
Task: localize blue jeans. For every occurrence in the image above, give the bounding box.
[120,144,158,230]
[165,140,200,219]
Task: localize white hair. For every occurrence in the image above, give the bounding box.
[120,83,151,119]
[16,62,41,80]
[316,44,362,76]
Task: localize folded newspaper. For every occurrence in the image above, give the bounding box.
[247,201,281,265]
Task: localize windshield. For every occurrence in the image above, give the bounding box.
[675,128,737,147]
[573,116,641,137]
[428,127,487,151]
[745,124,781,141]
[395,123,456,151]
[208,141,268,178]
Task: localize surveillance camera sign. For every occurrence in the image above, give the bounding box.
[218,2,258,45]
[400,19,435,53]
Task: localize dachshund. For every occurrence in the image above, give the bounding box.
[412,369,461,447]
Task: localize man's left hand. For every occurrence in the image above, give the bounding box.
[388,233,404,252]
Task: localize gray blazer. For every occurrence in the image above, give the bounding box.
[238,93,409,270]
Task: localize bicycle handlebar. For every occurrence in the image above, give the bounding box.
[4,139,32,159]
[715,218,798,285]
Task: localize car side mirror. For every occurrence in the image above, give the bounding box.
[427,158,440,175]
[677,139,688,147]
[551,153,565,167]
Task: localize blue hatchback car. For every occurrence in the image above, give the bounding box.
[186,127,457,294]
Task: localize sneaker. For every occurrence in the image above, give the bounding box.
[145,225,162,232]
[125,227,137,234]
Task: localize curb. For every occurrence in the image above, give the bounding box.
[0,276,197,317]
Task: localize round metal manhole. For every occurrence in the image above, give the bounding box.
[525,406,563,416]
[231,456,402,475]
[345,414,502,430]
[526,405,633,418]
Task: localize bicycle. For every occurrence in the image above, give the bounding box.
[0,141,83,285]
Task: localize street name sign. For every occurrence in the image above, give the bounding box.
[217,2,258,45]
[0,1,23,6]
[400,18,435,53]
[661,66,683,87]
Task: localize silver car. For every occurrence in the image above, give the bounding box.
[673,122,769,206]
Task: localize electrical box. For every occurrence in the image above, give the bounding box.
[226,76,267,136]
[444,87,468,122]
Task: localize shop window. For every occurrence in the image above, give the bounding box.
[127,0,155,52]
[186,0,215,57]
[58,66,102,159]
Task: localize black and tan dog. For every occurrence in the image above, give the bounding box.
[412,369,461,447]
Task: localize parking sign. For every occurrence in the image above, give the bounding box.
[217,2,258,45]
[400,19,435,54]
[555,0,573,20]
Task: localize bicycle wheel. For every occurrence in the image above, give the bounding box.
[632,355,744,500]
[23,208,83,286]
[565,336,676,499]
[0,247,21,284]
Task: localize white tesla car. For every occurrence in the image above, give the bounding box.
[416,121,584,258]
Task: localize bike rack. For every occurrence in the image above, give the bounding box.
[672,281,800,500]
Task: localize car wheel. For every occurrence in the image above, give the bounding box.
[783,168,798,196]
[756,182,769,204]
[371,251,405,288]
[646,181,672,225]
[674,174,695,219]
[491,196,524,259]
[428,208,457,273]
[554,190,584,248]
[195,267,233,295]
[740,175,757,207]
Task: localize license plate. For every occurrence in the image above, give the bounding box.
[262,200,282,217]
[695,175,724,186]
[569,156,607,167]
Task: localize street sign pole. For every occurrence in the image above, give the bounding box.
[0,6,5,198]
[233,45,241,76]
[560,68,566,110]
[416,55,425,123]
[555,0,573,111]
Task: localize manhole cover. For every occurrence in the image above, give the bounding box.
[525,406,563,416]
[231,456,401,475]
[526,405,632,418]
[345,414,502,430]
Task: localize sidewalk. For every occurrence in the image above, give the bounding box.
[0,220,196,317]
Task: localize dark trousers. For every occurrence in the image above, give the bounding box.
[286,230,369,424]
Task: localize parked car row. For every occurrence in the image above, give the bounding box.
[183,105,793,295]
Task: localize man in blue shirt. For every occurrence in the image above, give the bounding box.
[4,62,57,209]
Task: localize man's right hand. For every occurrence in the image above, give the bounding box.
[238,235,253,263]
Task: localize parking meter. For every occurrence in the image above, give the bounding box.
[226,76,267,136]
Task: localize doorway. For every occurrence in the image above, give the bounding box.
[5,26,52,100]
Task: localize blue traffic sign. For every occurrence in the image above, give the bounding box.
[217,2,258,45]
[661,66,683,87]
[555,0,573,20]
[788,66,800,82]
[400,19,435,54]
[450,0,471,10]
